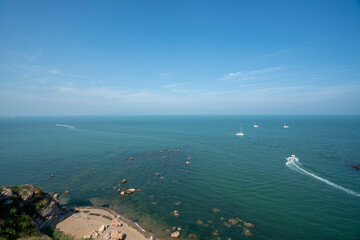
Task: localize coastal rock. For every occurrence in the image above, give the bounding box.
[19,185,38,204]
[126,188,136,195]
[228,218,238,225]
[84,230,99,239]
[120,191,126,196]
[353,165,360,171]
[156,173,161,177]
[98,224,109,233]
[171,210,179,217]
[236,217,244,223]
[244,222,254,228]
[111,219,123,227]
[185,161,191,165]
[0,187,13,200]
[149,236,155,240]
[175,201,182,206]
[224,222,231,228]
[112,230,126,240]
[243,228,253,237]
[171,231,180,238]
[220,217,225,221]
[120,179,127,184]
[212,230,219,236]
[213,208,220,213]
[197,219,203,225]
[103,231,112,240]
[64,190,70,195]
[53,193,60,200]
[50,174,54,178]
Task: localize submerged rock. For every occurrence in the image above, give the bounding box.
[224,222,231,228]
[188,233,197,239]
[244,222,254,228]
[197,219,204,225]
[228,218,238,225]
[213,208,220,213]
[212,230,219,236]
[243,228,253,237]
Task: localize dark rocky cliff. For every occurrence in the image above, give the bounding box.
[0,185,68,240]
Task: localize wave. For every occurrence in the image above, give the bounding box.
[55,124,76,130]
[286,155,360,197]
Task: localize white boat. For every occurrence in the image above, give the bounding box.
[236,128,244,136]
[283,122,289,128]
[253,122,259,128]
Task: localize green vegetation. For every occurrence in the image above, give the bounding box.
[89,213,101,216]
[0,198,38,240]
[102,214,112,220]
[43,227,74,240]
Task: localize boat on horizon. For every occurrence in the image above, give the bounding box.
[236,128,244,136]
[253,122,259,128]
[283,122,289,128]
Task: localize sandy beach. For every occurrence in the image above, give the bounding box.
[56,207,154,240]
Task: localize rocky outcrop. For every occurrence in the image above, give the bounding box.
[0,185,69,234]
[353,165,360,171]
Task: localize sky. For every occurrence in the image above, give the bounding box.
[0,0,360,115]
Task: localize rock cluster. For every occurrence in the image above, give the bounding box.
[84,224,126,240]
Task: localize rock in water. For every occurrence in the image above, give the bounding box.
[171,231,180,238]
[213,208,220,213]
[353,165,360,171]
[120,179,127,184]
[244,221,254,228]
[243,228,253,237]
[188,233,197,238]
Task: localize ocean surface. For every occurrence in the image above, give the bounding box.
[1,115,360,240]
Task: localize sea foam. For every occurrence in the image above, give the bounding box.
[286,156,360,197]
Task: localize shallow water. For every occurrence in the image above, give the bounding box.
[1,115,360,239]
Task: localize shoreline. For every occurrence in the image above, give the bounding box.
[79,206,154,238]
[56,205,157,240]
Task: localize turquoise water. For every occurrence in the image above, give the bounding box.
[1,116,360,240]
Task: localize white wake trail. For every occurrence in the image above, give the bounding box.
[55,124,76,130]
[286,156,360,197]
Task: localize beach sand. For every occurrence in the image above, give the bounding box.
[56,207,154,240]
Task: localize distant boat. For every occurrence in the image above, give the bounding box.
[283,122,289,128]
[253,122,259,128]
[236,128,244,136]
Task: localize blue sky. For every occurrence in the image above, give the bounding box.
[0,0,360,115]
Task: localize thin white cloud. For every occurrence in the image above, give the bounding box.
[220,66,286,81]
[49,69,61,74]
[159,72,174,77]
[163,83,186,88]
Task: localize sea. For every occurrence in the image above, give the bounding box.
[0,115,359,240]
